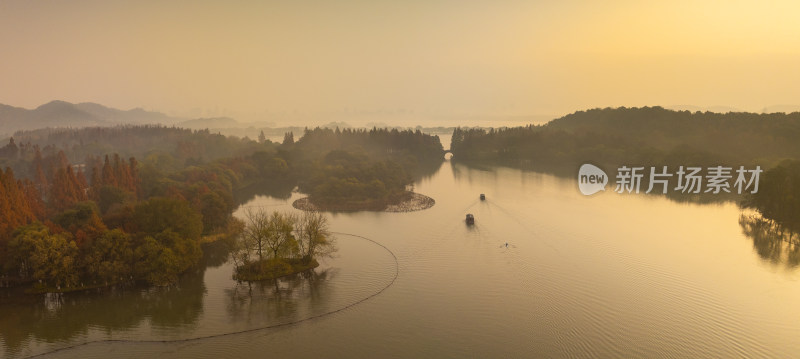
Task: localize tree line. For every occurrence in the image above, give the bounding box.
[0,148,222,289]
[0,125,444,291]
[451,107,800,171]
[0,125,268,176]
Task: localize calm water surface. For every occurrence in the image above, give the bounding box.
[3,160,800,358]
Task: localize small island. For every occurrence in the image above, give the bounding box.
[231,209,336,281]
[289,137,441,212]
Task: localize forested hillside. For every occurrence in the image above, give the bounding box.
[451,107,800,171]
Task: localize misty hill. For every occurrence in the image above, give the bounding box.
[0,100,180,136]
[451,106,800,171]
[0,125,267,176]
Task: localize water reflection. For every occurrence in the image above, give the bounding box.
[10,159,800,358]
[451,159,739,205]
[0,267,205,357]
[0,241,241,357]
[410,158,446,182]
[225,269,333,325]
[204,239,235,268]
[234,179,296,205]
[233,157,444,207]
[740,214,800,268]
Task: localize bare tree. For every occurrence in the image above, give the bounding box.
[238,209,334,266]
[295,210,336,263]
[241,208,270,261]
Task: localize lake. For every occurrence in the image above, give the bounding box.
[2,159,800,358]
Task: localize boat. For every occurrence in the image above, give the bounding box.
[466,213,475,224]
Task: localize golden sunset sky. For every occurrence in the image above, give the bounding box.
[2,0,799,122]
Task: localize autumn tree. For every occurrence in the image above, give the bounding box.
[49,165,88,213]
[101,155,117,187]
[0,168,37,239]
[21,179,46,220]
[54,202,107,247]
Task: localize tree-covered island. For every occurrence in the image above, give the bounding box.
[288,127,442,211]
[232,209,335,281]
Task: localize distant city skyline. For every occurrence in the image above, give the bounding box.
[3,1,800,123]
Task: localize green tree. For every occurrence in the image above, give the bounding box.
[745,160,800,232]
[83,229,134,285]
[283,132,294,146]
[199,191,230,234]
[133,197,203,241]
[8,223,79,289]
[155,229,202,274]
[134,236,182,285]
[97,185,134,214]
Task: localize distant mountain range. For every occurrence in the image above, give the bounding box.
[0,100,181,136]
[7,100,798,139]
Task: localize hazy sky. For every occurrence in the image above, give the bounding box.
[2,0,800,122]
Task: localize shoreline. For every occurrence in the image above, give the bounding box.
[293,192,435,212]
[234,259,320,282]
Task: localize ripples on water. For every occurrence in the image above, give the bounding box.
[5,161,800,358]
[0,231,397,359]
